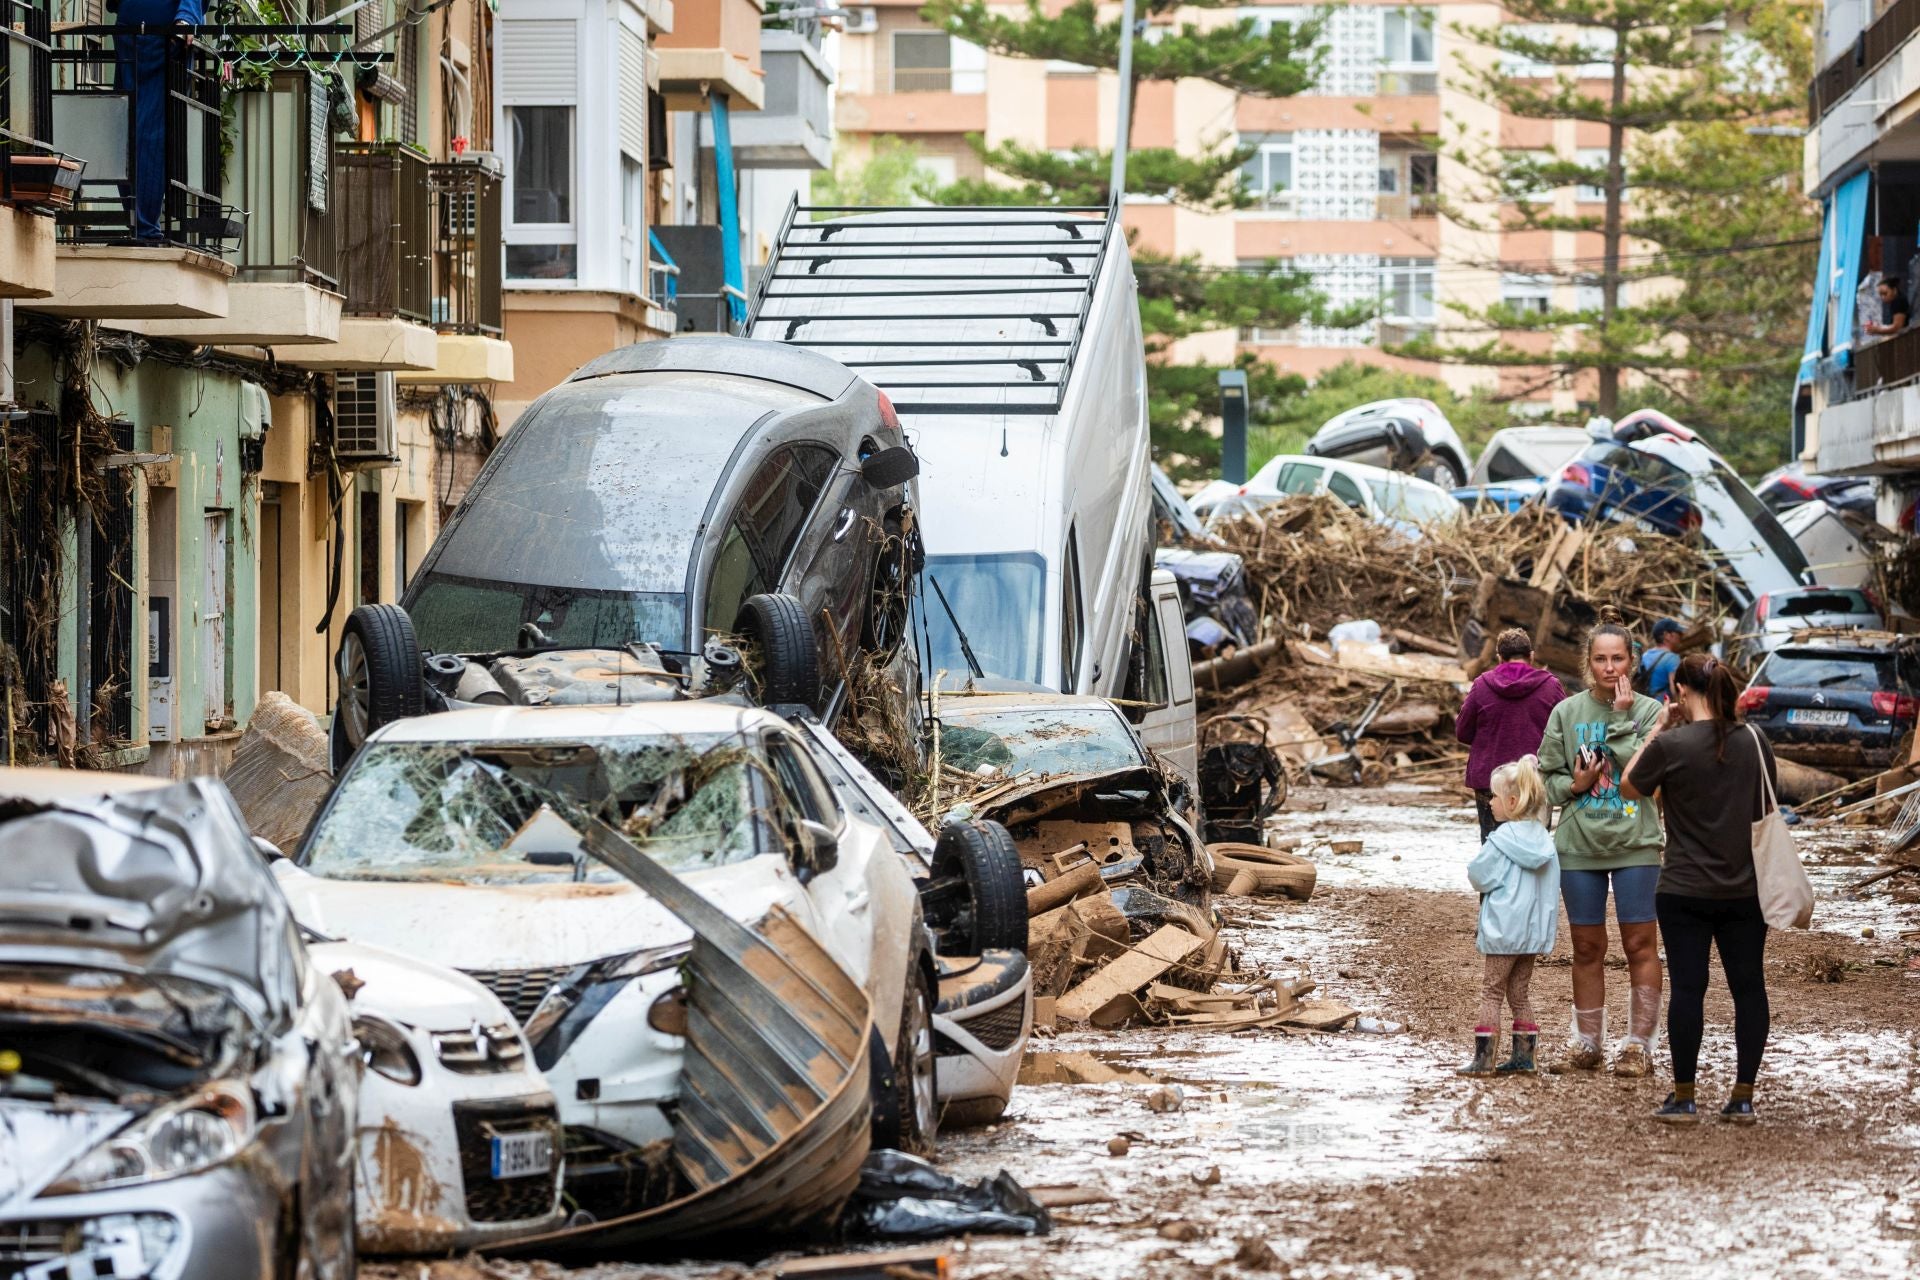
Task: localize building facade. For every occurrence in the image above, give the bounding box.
[832,0,1636,414]
[1802,0,1920,524]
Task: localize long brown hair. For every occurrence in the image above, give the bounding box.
[1672,651,1742,761]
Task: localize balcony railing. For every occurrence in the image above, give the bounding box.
[1378,68,1438,95]
[1810,0,1918,122]
[50,24,237,250]
[334,141,430,324]
[1376,192,1438,220]
[429,158,502,336]
[227,70,335,288]
[0,1,81,213]
[1851,325,1920,394]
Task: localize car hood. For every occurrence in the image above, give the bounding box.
[965,764,1172,827]
[276,854,805,971]
[304,939,520,1031]
[0,779,299,1031]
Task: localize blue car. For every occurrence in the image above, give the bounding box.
[1452,478,1544,513]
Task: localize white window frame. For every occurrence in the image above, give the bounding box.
[1500,23,1617,78]
[503,105,580,281]
[1501,272,1555,316]
[1381,256,1435,324]
[1240,133,1295,214]
[1381,8,1435,66]
[1574,147,1612,202]
[892,30,985,94]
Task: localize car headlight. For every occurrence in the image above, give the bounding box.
[353,1015,422,1086]
[45,1083,256,1195]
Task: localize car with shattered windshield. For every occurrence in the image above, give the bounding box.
[281,700,1031,1231]
[0,771,359,1280]
[330,336,923,770]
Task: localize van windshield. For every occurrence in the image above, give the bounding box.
[914,552,1048,687]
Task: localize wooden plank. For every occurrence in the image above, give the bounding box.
[1055,925,1205,1023]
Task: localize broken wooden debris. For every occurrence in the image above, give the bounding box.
[1057,925,1207,1023]
[774,1247,949,1280]
[1283,999,1361,1032]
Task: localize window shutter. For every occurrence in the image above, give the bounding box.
[307,71,331,213]
[619,26,646,162]
[499,20,579,103]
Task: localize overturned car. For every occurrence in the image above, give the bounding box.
[0,771,359,1280]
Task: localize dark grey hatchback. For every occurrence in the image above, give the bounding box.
[1740,638,1919,775]
[330,337,922,765]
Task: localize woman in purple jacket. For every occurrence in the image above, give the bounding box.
[1457,629,1567,839]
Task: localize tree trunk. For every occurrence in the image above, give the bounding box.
[1599,27,1628,415]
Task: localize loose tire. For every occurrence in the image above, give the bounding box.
[922,820,1029,956]
[334,604,423,766]
[870,971,938,1155]
[736,592,821,710]
[1207,842,1318,901]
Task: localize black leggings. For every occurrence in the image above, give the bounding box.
[1656,893,1770,1086]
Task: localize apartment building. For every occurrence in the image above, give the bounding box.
[1801,0,1920,522]
[832,1,1632,413]
[0,1,511,775]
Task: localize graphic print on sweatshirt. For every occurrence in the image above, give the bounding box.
[1572,719,1639,818]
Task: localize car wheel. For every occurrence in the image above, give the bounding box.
[334,604,423,761]
[864,510,913,655]
[736,592,822,710]
[922,821,1029,956]
[873,971,938,1156]
[1417,452,1466,489]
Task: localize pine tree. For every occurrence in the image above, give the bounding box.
[1406,0,1811,439]
[920,0,1349,475]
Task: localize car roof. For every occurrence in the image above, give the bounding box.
[1626,433,1713,473]
[364,700,785,745]
[1260,453,1453,492]
[567,333,861,401]
[0,766,172,803]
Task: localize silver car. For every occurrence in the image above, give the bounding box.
[0,772,359,1280]
[1728,586,1884,671]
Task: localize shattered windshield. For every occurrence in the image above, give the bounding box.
[938,704,1145,779]
[302,734,769,884]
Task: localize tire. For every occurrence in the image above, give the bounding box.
[872,970,938,1156]
[335,603,423,759]
[736,592,821,710]
[1208,842,1318,900]
[863,509,912,655]
[923,820,1029,956]
[1417,451,1466,490]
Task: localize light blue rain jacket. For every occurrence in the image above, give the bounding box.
[1468,819,1561,956]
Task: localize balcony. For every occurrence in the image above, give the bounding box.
[120,70,342,346]
[33,22,235,318]
[395,157,513,385]
[656,0,765,110]
[1378,69,1438,95]
[699,26,832,169]
[277,141,436,372]
[1814,327,1920,472]
[1810,0,1916,122]
[0,0,62,298]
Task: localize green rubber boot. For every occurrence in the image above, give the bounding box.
[1495,1031,1538,1076]
[1457,1033,1497,1077]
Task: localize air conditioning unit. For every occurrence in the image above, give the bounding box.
[842,7,878,34]
[335,371,397,464]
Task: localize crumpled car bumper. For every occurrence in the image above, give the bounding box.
[0,1162,286,1280]
[933,948,1031,1127]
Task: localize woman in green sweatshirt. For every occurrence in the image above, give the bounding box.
[1536,612,1666,1076]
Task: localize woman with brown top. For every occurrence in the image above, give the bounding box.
[1623,653,1777,1125]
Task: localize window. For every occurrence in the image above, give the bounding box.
[1276,462,1324,495]
[1410,153,1438,196]
[1381,9,1435,64]
[1327,470,1366,510]
[1574,276,1605,314]
[892,30,986,93]
[1060,527,1084,691]
[1575,148,1612,202]
[1500,24,1616,78]
[1381,257,1435,322]
[506,105,577,280]
[912,552,1048,686]
[1501,272,1554,316]
[704,444,837,636]
[1378,165,1399,195]
[1239,134,1294,212]
[764,732,840,833]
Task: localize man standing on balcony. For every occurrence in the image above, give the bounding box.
[113,0,203,243]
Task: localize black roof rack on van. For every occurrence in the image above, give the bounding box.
[744,196,1121,415]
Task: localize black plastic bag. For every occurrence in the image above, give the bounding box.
[847,1150,1051,1239]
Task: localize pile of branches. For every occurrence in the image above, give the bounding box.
[1208,494,1731,651]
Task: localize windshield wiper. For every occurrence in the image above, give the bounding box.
[928,575,986,680]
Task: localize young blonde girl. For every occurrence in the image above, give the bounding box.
[1460,756,1560,1077]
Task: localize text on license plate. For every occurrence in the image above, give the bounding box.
[490,1129,553,1180]
[1787,709,1849,727]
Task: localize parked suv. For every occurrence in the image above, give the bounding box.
[330,337,922,767]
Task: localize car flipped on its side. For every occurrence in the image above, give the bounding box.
[331,335,924,771]
[1739,634,1920,776]
[1191,454,1464,532]
[0,771,359,1280]
[280,698,1032,1246]
[1304,398,1473,489]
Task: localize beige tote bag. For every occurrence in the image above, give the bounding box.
[1749,726,1814,930]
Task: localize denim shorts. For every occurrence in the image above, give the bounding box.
[1561,865,1661,926]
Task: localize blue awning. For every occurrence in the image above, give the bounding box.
[1798,191,1836,386]
[1829,169,1872,370]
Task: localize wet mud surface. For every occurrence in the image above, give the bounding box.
[362,784,1920,1280]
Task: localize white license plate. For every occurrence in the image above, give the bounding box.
[490,1128,553,1180]
[1787,709,1849,727]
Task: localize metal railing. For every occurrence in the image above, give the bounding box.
[1851,324,1920,393]
[228,70,336,288]
[50,24,237,250]
[1810,0,1918,123]
[429,159,502,336]
[334,140,431,323]
[1378,69,1438,95]
[647,227,680,322]
[0,1,79,213]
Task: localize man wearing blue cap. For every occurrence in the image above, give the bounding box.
[1641,618,1683,700]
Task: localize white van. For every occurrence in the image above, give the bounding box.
[746,202,1152,699]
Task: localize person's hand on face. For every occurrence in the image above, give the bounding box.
[1612,672,1634,711]
[1662,699,1689,730]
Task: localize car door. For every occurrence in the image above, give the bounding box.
[701,443,835,661]
[773,444,865,696]
[1128,571,1198,795]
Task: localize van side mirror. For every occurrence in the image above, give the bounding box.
[860,446,919,490]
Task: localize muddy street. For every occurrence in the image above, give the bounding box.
[361,783,1920,1280]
